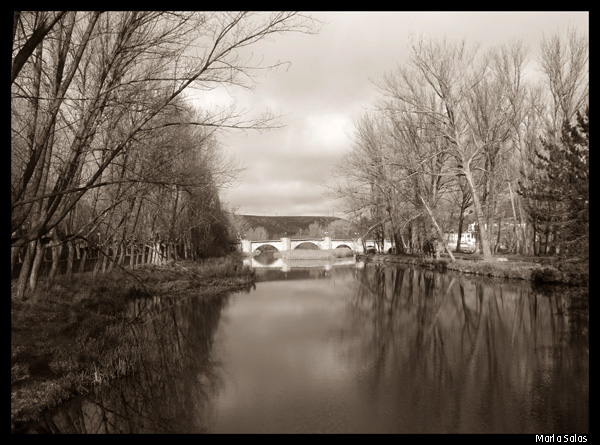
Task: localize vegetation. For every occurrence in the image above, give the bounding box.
[330,28,588,264]
[520,107,589,259]
[11,255,254,432]
[228,214,353,240]
[11,11,319,299]
[10,10,318,432]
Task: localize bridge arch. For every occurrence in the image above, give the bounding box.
[335,244,352,249]
[254,244,279,253]
[293,241,319,250]
[242,237,377,254]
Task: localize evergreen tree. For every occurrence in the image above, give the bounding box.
[520,107,588,258]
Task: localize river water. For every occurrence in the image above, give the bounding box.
[25,255,588,434]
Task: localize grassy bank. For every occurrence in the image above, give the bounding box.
[11,255,255,431]
[358,252,589,286]
[274,248,354,260]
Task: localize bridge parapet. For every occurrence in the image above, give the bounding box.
[240,236,393,254]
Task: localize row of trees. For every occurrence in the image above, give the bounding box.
[11,11,317,298]
[332,28,588,261]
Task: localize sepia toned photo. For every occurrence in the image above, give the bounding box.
[11,11,588,435]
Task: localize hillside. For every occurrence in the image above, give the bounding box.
[239,215,344,239]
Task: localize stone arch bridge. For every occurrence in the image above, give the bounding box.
[240,236,393,254]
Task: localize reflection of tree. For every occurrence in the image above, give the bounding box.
[526,285,589,433]
[26,293,230,433]
[345,264,588,433]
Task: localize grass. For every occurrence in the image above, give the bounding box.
[11,254,255,432]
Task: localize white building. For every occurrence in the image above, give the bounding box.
[445,230,476,246]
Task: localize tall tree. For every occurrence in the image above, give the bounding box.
[520,107,588,259]
[518,27,588,255]
[11,11,318,298]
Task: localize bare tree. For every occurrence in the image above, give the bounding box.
[376,36,513,259]
[11,11,318,298]
[539,26,589,140]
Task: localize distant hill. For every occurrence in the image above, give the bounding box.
[239,215,344,239]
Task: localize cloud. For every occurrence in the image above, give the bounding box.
[221,179,338,216]
[197,12,588,216]
[301,113,351,152]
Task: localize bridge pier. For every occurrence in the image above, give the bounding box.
[281,237,291,251]
[241,239,252,253]
[355,238,364,253]
[323,236,331,250]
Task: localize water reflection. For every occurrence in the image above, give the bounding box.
[246,251,357,272]
[25,293,231,433]
[22,262,588,434]
[341,264,588,433]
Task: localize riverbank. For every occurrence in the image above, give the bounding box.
[357,252,589,286]
[11,254,255,432]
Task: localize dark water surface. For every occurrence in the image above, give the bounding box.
[26,259,588,434]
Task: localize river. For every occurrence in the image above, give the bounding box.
[24,254,589,434]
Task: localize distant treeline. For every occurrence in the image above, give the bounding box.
[230,215,359,240]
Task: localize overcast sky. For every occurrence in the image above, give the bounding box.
[187,11,588,217]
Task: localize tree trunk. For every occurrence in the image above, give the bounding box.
[507,180,520,254]
[149,244,154,264]
[551,225,559,255]
[102,247,111,273]
[409,221,416,254]
[419,195,455,262]
[152,243,158,265]
[398,233,408,253]
[534,230,539,255]
[517,195,529,255]
[129,245,135,269]
[106,243,118,273]
[494,212,503,253]
[66,240,74,281]
[118,242,126,266]
[15,241,36,299]
[29,240,45,292]
[11,245,21,278]
[78,246,88,274]
[92,248,103,278]
[185,233,191,260]
[464,166,492,259]
[46,240,62,289]
[544,223,551,255]
[456,204,466,253]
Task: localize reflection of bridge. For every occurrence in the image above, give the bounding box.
[243,256,360,272]
[240,236,393,254]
